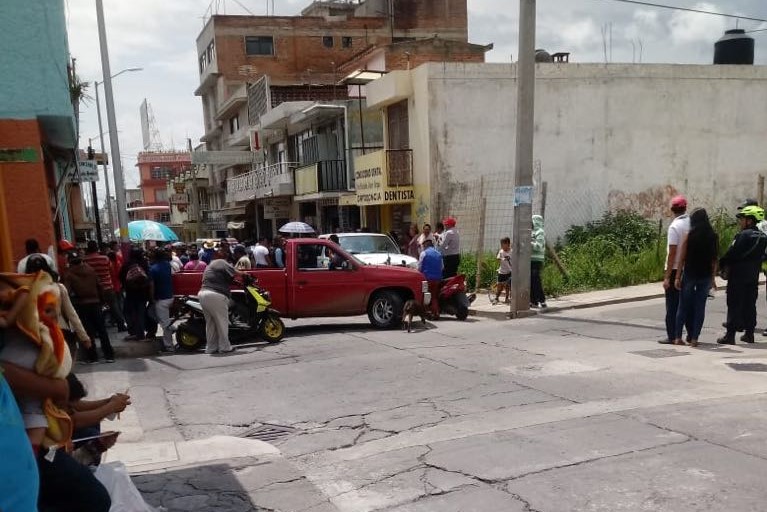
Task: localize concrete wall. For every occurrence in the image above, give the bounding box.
[0,0,72,120]
[412,62,767,250]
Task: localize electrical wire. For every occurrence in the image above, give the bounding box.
[592,0,767,23]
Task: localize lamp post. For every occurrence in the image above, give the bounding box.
[95,67,142,240]
[95,0,131,248]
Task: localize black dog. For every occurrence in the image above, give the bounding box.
[402,299,427,332]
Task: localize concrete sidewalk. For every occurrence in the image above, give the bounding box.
[469,279,735,320]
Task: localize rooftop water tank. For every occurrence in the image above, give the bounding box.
[714,29,755,65]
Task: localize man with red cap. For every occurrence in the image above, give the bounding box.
[441,217,460,278]
[660,195,691,344]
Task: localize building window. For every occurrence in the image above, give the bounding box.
[323,36,334,48]
[245,36,274,56]
[150,167,172,180]
[156,213,170,223]
[342,36,353,48]
[155,189,168,202]
[229,115,240,134]
[199,40,214,73]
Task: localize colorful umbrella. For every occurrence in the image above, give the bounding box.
[115,220,179,242]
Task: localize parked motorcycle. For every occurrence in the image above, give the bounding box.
[437,274,474,320]
[173,275,285,352]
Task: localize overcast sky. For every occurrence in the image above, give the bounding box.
[65,0,766,198]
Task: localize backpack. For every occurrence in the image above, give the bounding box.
[125,264,149,291]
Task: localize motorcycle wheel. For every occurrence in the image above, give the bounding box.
[455,294,470,321]
[259,313,285,343]
[175,323,205,352]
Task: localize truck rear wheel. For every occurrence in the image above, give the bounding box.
[368,291,404,329]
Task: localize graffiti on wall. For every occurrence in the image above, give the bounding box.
[608,185,680,219]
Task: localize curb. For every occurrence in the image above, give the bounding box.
[113,340,163,359]
[105,435,281,473]
[469,292,666,320]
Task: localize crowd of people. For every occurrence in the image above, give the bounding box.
[1,251,136,511]
[661,196,767,347]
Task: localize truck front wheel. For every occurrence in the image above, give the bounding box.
[368,291,404,329]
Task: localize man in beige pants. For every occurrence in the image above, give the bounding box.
[199,257,240,354]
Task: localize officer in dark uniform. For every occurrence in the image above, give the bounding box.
[718,205,767,344]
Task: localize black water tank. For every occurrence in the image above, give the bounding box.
[714,29,755,65]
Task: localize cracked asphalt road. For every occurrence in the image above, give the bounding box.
[91,294,767,511]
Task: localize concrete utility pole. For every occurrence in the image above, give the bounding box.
[95,0,129,245]
[510,0,536,318]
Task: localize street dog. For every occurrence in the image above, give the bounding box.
[402,299,427,332]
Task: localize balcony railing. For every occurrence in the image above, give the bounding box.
[225,162,297,203]
[294,160,347,196]
[386,149,413,187]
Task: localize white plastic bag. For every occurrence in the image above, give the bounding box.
[95,461,160,512]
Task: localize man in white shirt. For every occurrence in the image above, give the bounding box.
[17,238,57,273]
[251,237,272,268]
[660,195,691,344]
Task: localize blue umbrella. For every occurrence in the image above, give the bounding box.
[115,220,179,242]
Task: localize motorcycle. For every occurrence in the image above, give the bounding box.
[173,275,285,352]
[437,274,475,320]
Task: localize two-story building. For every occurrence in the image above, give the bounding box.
[194,0,485,239]
[136,151,192,236]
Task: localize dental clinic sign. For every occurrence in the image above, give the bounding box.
[354,151,414,206]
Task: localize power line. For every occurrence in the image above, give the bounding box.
[593,0,767,23]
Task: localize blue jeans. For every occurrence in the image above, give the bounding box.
[674,274,711,341]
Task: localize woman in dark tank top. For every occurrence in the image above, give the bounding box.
[673,208,718,347]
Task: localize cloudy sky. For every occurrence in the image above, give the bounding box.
[65,0,766,199]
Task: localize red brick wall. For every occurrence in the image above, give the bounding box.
[0,119,56,271]
[385,41,486,70]
[392,0,468,37]
[211,16,390,85]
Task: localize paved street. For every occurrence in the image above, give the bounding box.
[83,291,767,511]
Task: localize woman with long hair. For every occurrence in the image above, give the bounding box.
[673,208,719,346]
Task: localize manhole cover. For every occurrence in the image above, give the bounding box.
[239,424,297,442]
[726,363,767,372]
[630,349,690,359]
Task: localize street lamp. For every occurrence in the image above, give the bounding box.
[94,67,142,240]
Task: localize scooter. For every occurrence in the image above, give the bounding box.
[437,274,475,320]
[173,275,285,352]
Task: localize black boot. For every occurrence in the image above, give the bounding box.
[741,331,755,344]
[717,332,736,345]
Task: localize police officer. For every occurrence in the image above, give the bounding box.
[718,205,767,345]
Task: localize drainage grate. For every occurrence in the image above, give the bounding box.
[726,363,767,372]
[630,349,690,359]
[239,424,297,442]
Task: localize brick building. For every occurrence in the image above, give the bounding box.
[136,151,192,225]
[193,0,487,239]
[0,1,80,270]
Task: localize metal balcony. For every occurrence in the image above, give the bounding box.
[294,160,347,196]
[225,162,298,203]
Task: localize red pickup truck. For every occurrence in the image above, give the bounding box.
[172,238,430,329]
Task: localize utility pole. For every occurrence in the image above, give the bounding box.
[188,138,200,241]
[88,139,103,245]
[95,82,113,239]
[510,0,536,318]
[95,0,129,247]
